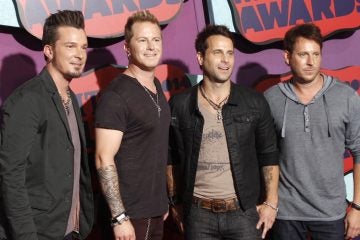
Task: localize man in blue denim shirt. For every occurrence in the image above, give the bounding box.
[167,25,279,240]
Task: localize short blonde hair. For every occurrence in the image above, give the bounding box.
[124,10,160,43]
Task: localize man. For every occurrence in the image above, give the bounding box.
[95,10,170,240]
[265,23,360,239]
[0,10,94,240]
[167,24,279,240]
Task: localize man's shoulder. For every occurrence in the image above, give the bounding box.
[263,83,281,96]
[169,86,195,105]
[331,78,357,94]
[102,74,138,96]
[3,74,45,105]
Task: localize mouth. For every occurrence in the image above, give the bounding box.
[218,65,230,71]
[71,62,83,68]
[144,53,157,57]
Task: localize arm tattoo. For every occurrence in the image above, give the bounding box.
[97,165,125,217]
[167,165,175,196]
[262,166,273,192]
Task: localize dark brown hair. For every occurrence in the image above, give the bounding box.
[284,23,323,53]
[42,10,85,61]
[195,24,234,56]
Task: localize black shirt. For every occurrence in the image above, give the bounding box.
[95,74,170,218]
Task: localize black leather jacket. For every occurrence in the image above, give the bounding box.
[169,82,278,217]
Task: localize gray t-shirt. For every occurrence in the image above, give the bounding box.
[264,75,360,221]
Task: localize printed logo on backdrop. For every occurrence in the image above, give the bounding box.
[207,0,360,44]
[13,0,183,39]
[69,63,189,149]
[254,65,360,203]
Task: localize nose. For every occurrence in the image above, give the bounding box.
[221,53,229,63]
[76,47,86,59]
[147,40,155,50]
[307,55,314,65]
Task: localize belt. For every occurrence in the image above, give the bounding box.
[192,196,240,213]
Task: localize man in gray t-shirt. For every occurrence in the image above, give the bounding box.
[264,23,360,239]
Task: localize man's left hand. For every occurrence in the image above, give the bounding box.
[256,204,277,239]
[345,208,360,239]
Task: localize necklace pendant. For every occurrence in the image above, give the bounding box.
[217,110,223,122]
[157,106,161,118]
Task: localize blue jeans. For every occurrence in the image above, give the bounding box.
[270,218,345,240]
[184,203,262,240]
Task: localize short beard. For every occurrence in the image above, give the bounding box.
[66,71,82,79]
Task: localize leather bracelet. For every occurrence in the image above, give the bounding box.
[351,202,360,211]
[110,212,130,227]
[263,201,279,212]
[168,195,181,207]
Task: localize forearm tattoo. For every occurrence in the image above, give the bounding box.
[97,165,125,216]
[262,166,273,192]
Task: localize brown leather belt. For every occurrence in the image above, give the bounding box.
[192,196,240,213]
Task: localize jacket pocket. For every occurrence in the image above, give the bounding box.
[28,191,53,212]
[232,112,258,146]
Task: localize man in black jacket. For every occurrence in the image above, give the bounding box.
[0,10,94,240]
[167,25,279,240]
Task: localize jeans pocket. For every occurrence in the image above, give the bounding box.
[244,207,260,221]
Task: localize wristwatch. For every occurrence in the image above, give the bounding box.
[110,212,130,227]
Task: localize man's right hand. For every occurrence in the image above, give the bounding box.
[113,220,135,240]
[171,205,184,234]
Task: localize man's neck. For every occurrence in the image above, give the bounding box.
[292,74,324,104]
[125,64,156,90]
[201,78,231,102]
[46,65,70,93]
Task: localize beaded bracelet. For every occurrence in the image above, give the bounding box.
[263,201,279,212]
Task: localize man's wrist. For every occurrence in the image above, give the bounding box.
[350,202,360,211]
[111,212,130,227]
[168,195,181,207]
[263,201,279,212]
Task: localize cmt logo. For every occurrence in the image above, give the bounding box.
[227,0,360,44]
[14,0,183,39]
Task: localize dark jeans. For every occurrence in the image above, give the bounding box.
[132,216,164,240]
[270,218,345,240]
[185,203,262,240]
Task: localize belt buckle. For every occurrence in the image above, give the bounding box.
[211,199,227,213]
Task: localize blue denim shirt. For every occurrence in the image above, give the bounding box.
[169,82,278,218]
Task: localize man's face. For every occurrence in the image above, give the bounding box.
[285,37,322,84]
[197,35,234,83]
[125,21,162,71]
[45,26,88,80]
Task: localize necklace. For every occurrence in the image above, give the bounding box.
[59,89,72,115]
[127,68,161,118]
[141,84,161,118]
[199,85,229,122]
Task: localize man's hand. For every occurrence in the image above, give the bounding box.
[256,203,277,239]
[113,220,136,240]
[163,210,169,221]
[170,204,184,234]
[345,208,360,239]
